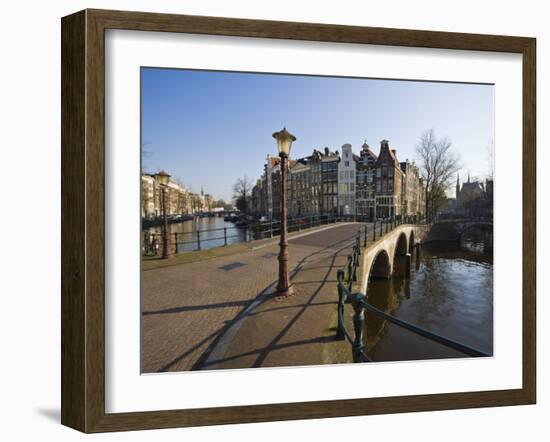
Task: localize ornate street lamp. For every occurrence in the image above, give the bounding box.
[156,170,173,259]
[272,127,296,296]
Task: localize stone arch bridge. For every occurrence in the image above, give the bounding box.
[358,225,429,293]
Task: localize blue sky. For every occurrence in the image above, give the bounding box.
[141,68,494,202]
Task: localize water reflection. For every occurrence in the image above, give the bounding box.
[144,217,251,252]
[366,228,493,362]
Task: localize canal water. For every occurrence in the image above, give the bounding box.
[366,228,493,362]
[144,217,250,252]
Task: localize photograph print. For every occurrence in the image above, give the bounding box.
[140,68,494,373]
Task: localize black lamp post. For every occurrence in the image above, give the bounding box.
[273,127,296,296]
[156,170,173,259]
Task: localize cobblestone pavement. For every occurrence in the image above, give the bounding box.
[203,240,357,370]
[141,222,370,373]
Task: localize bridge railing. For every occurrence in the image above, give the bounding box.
[336,226,490,363]
[143,213,368,255]
[143,212,427,255]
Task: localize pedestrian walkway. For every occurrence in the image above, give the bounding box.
[202,238,357,370]
[141,222,368,372]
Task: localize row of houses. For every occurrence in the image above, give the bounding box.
[141,173,215,218]
[251,139,426,221]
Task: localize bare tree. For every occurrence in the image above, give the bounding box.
[141,141,153,173]
[233,176,253,214]
[486,138,495,181]
[415,129,460,221]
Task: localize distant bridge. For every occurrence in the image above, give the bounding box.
[425,218,493,243]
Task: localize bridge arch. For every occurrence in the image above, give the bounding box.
[408,230,415,254]
[394,232,408,257]
[392,232,410,278]
[370,249,391,280]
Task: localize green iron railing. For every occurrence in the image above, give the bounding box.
[144,213,371,255]
[336,221,490,363]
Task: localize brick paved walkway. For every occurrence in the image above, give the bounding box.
[141,222,369,372]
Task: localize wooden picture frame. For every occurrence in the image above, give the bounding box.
[61,8,536,433]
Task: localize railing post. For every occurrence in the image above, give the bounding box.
[364,225,368,247]
[346,255,353,284]
[379,220,383,237]
[174,232,178,254]
[353,232,361,282]
[196,230,201,251]
[351,294,366,363]
[336,269,346,341]
[349,255,355,290]
[269,220,273,238]
[224,227,227,246]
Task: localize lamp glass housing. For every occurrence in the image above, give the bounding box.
[157,171,170,186]
[272,128,296,157]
